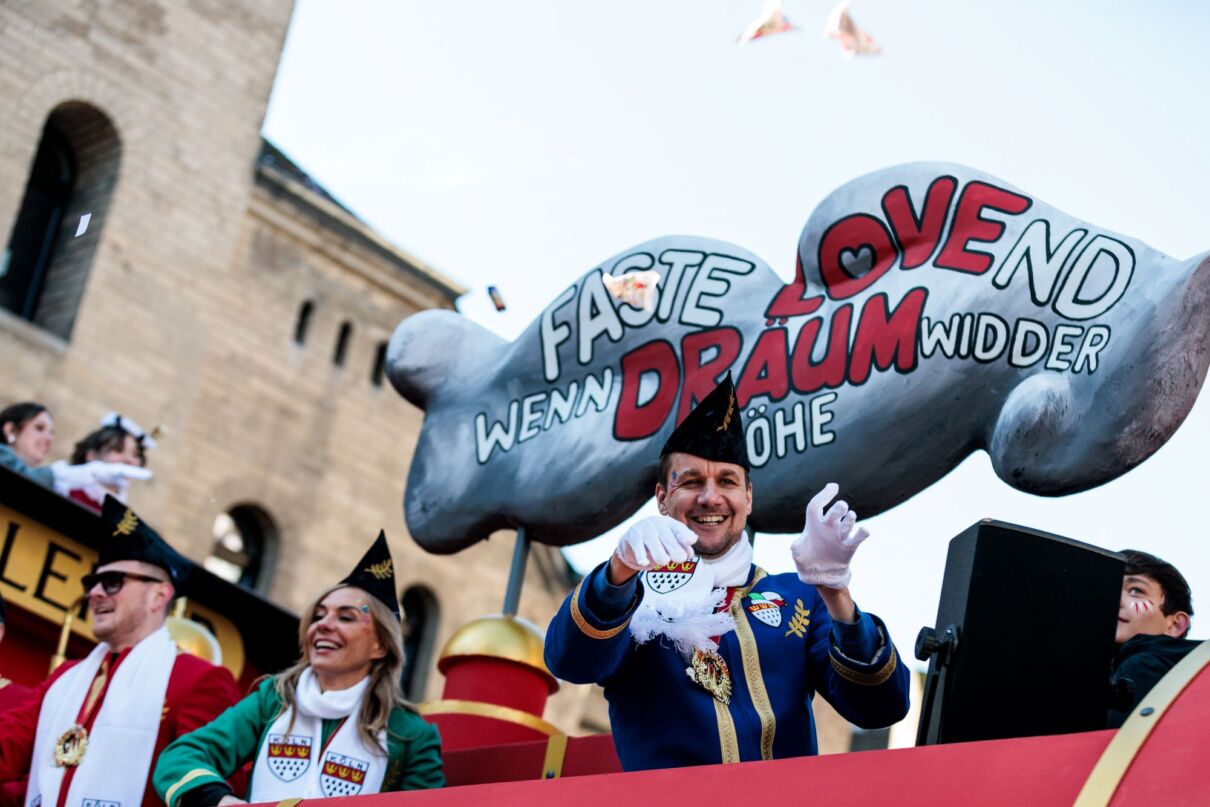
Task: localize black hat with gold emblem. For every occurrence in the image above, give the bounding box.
[98,495,190,592]
[660,373,749,470]
[339,531,400,619]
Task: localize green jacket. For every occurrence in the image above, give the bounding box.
[154,678,443,807]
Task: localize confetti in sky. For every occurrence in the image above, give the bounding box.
[824,1,881,56]
[487,285,507,312]
[737,0,796,44]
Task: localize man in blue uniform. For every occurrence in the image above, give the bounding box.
[544,375,910,771]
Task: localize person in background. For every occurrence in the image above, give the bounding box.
[1108,549,1203,727]
[0,592,28,807]
[154,531,444,806]
[0,402,55,487]
[0,401,146,500]
[67,412,156,510]
[0,592,34,713]
[0,497,240,807]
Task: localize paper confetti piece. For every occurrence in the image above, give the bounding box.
[601,270,661,311]
[824,1,881,56]
[488,285,507,312]
[738,0,796,44]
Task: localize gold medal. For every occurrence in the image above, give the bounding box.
[686,648,733,705]
[54,724,88,767]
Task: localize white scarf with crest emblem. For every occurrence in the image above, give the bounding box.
[250,669,388,801]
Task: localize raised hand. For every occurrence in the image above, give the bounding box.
[791,482,870,589]
[615,515,699,572]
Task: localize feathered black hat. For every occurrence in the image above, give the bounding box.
[339,531,401,619]
[659,373,749,470]
[99,495,190,592]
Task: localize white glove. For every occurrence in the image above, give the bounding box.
[50,460,153,495]
[615,515,698,572]
[791,482,869,589]
[88,461,153,487]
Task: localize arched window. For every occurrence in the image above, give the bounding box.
[371,340,387,387]
[400,585,440,701]
[202,504,278,592]
[1,102,120,340]
[294,299,314,345]
[333,320,352,366]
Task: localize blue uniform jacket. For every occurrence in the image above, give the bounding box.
[545,562,910,771]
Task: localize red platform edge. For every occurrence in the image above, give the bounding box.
[245,730,1115,806]
[248,646,1210,804]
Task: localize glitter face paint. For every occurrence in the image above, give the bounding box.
[1128,599,1156,615]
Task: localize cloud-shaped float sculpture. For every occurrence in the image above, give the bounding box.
[388,162,1210,554]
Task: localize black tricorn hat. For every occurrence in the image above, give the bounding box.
[660,373,749,470]
[99,495,190,592]
[339,531,400,619]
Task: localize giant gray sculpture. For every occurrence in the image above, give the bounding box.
[388,162,1210,554]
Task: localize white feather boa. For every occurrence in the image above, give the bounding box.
[630,537,753,655]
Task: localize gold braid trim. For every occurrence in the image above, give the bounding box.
[713,697,741,763]
[165,768,221,807]
[569,579,630,640]
[829,647,898,686]
[730,568,776,760]
[706,566,767,763]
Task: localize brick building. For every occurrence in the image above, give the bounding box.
[0,0,606,731]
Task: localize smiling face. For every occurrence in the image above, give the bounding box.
[655,452,752,558]
[7,410,54,466]
[306,586,387,690]
[1116,574,1189,644]
[88,559,172,651]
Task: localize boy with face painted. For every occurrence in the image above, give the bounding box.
[1108,549,1202,727]
[544,375,909,771]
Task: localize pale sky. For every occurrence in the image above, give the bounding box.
[263,0,1210,664]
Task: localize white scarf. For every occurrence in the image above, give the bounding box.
[631,536,754,655]
[28,626,176,807]
[703,536,756,589]
[249,669,388,801]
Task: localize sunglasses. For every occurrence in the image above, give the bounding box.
[81,570,167,595]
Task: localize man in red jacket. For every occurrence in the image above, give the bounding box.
[0,496,239,807]
[0,593,34,714]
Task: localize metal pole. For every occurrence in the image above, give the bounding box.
[502,525,530,616]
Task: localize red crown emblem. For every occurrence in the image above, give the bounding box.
[651,560,698,574]
[324,761,366,783]
[269,741,311,759]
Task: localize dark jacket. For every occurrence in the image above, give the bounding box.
[1108,633,1203,728]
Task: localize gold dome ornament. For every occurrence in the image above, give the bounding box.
[166,599,223,665]
[438,614,557,693]
[54,724,88,767]
[687,648,733,705]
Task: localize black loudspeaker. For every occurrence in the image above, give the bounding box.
[915,519,1124,745]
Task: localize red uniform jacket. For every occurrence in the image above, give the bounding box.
[0,677,34,714]
[0,648,239,807]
